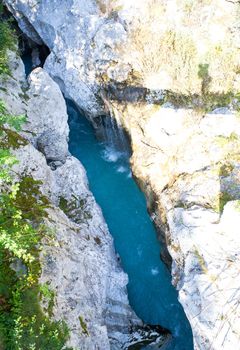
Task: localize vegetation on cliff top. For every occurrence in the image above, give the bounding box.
[104,0,240,111]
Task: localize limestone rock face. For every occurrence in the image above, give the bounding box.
[1,52,170,349]
[0,50,26,115]
[26,68,69,134]
[37,131,69,165]
[12,143,142,350]
[4,1,240,349]
[4,0,240,115]
[4,0,114,116]
[110,102,240,350]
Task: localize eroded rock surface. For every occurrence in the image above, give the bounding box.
[0,51,169,349]
[4,0,240,349]
[5,0,240,115]
[110,102,240,350]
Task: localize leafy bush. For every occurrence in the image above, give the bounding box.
[0,8,73,348]
[0,2,17,75]
[0,103,72,349]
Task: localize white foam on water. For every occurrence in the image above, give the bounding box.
[102,146,123,163]
[117,165,128,173]
[151,267,159,276]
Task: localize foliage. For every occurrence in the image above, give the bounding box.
[0,2,17,75]
[118,0,240,108]
[78,316,89,336]
[194,248,208,274]
[0,8,72,348]
[39,283,55,317]
[219,163,234,177]
[164,89,233,112]
[59,195,92,224]
[0,101,26,131]
[0,101,71,349]
[218,192,234,214]
[96,0,123,15]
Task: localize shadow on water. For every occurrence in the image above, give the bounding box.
[66,99,194,350]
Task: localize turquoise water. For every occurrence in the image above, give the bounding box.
[67,101,193,350]
[21,52,192,350]
[22,53,33,76]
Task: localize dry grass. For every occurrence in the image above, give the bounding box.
[126,25,200,93]
[119,0,240,96]
[95,0,123,15]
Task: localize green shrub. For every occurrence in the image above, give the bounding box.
[0,102,72,349]
[0,2,17,75]
[0,10,73,347]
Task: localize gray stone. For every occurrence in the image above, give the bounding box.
[0,51,168,349]
[5,1,240,348]
[37,131,68,163]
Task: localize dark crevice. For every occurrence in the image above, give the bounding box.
[2,3,50,73]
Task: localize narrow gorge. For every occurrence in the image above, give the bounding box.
[67,100,193,349]
[1,1,240,350]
